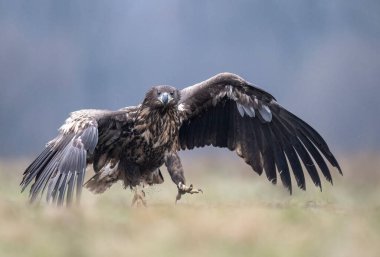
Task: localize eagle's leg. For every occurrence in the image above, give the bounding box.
[165,153,202,202]
[131,187,147,207]
[118,162,146,207]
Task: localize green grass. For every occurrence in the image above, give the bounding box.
[0,152,379,257]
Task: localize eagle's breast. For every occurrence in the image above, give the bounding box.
[129,106,181,166]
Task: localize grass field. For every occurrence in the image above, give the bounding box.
[0,151,379,257]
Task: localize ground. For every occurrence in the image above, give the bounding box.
[0,151,379,257]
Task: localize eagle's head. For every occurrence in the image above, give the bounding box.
[143,85,180,110]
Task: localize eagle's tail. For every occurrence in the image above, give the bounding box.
[85,165,165,194]
[84,160,120,194]
[145,169,165,185]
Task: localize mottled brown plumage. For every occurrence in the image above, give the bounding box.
[20,73,341,206]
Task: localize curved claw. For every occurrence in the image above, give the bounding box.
[187,184,203,194]
[175,182,203,203]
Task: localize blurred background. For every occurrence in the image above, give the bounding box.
[1,0,379,156]
[1,2,380,257]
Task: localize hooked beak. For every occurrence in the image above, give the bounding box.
[158,92,172,105]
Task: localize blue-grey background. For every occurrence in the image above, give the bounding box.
[1,0,379,156]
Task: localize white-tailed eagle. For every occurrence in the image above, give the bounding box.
[21,73,342,206]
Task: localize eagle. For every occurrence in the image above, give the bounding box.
[20,72,342,206]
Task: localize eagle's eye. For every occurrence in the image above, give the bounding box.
[170,92,174,96]
[157,91,161,95]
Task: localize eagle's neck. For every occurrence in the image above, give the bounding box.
[135,105,181,149]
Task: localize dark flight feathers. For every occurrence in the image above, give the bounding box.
[179,73,341,193]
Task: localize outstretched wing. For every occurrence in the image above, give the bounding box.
[178,72,342,193]
[20,109,132,206]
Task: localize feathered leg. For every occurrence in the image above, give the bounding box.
[131,186,147,207]
[165,153,202,202]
